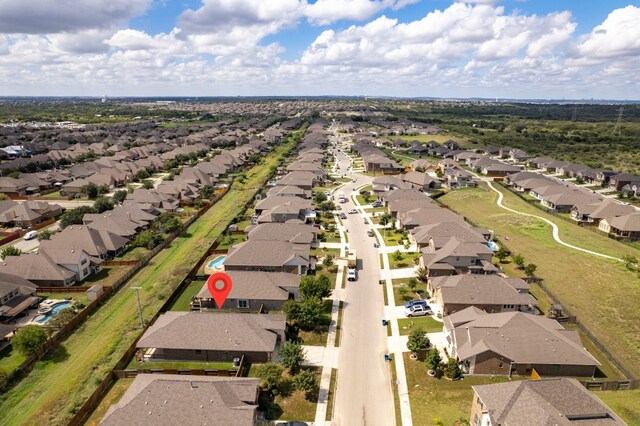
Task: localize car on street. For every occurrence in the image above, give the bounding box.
[367,230,374,237]
[23,230,39,240]
[405,304,432,317]
[336,205,342,210]
[348,208,357,214]
[340,213,347,219]
[347,267,357,281]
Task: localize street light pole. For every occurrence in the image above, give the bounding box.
[132,287,144,328]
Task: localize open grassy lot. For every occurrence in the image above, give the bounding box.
[397,317,443,335]
[405,352,515,426]
[0,138,296,426]
[169,279,203,311]
[593,389,640,425]
[387,251,419,269]
[440,185,640,378]
[0,345,26,375]
[395,133,472,147]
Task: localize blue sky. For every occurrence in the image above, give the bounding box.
[0,0,639,98]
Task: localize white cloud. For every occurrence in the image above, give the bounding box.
[0,0,151,34]
[304,0,419,25]
[574,5,640,60]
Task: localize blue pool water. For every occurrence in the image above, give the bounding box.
[35,301,72,324]
[486,241,499,252]
[207,256,226,269]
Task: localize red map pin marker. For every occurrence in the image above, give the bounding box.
[207,272,233,309]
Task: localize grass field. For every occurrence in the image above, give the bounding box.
[387,251,419,269]
[594,389,640,425]
[405,352,516,426]
[83,378,133,426]
[397,317,443,335]
[440,185,640,378]
[0,138,297,426]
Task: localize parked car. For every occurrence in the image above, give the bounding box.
[371,201,383,207]
[405,304,432,317]
[347,267,357,281]
[23,230,38,240]
[336,205,342,210]
[340,213,347,219]
[348,208,357,214]
[404,299,428,309]
[367,230,374,237]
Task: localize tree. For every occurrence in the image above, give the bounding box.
[397,285,408,300]
[524,263,538,277]
[407,278,418,293]
[199,185,215,199]
[300,275,332,300]
[407,327,429,354]
[47,307,76,328]
[513,254,525,269]
[60,206,97,229]
[142,179,154,190]
[426,348,442,373]
[93,196,114,213]
[0,193,8,200]
[37,229,52,241]
[97,184,109,195]
[416,267,429,283]
[313,191,327,203]
[113,189,128,204]
[135,169,150,181]
[279,341,306,374]
[81,182,98,199]
[495,247,508,263]
[443,358,461,379]
[11,325,48,356]
[1,246,21,259]
[622,254,638,271]
[393,250,403,262]
[379,213,390,226]
[255,363,284,391]
[153,212,182,234]
[131,230,164,250]
[322,254,334,268]
[284,297,324,330]
[293,368,319,400]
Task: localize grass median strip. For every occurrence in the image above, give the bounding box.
[0,139,295,426]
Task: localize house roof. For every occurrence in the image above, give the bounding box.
[0,251,76,282]
[432,275,537,307]
[473,378,624,425]
[225,240,309,268]
[136,312,286,353]
[608,212,640,232]
[246,223,317,244]
[197,271,299,301]
[40,225,128,256]
[449,308,599,367]
[101,375,259,426]
[410,222,486,245]
[0,272,37,299]
[399,207,464,228]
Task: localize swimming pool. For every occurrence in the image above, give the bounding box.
[207,255,226,270]
[486,241,499,252]
[34,301,73,324]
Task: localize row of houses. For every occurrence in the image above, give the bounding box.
[370,182,601,377]
[350,142,404,174]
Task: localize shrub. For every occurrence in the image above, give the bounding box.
[426,348,441,372]
[279,342,306,374]
[443,358,461,379]
[1,246,22,259]
[256,363,284,391]
[524,263,538,277]
[12,325,48,356]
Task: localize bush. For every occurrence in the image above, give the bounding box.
[60,206,97,229]
[293,369,318,400]
[113,189,128,204]
[255,363,283,391]
[36,229,52,241]
[1,246,22,259]
[392,250,403,261]
[279,341,306,374]
[93,196,114,213]
[443,358,461,379]
[322,254,334,268]
[81,182,98,199]
[524,263,537,277]
[426,348,441,372]
[12,325,48,356]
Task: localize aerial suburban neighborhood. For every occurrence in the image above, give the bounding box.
[0,98,638,426]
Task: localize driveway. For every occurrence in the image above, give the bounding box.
[331,150,396,426]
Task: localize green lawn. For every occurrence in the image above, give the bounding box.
[169,280,204,311]
[334,301,344,347]
[387,251,419,269]
[325,368,338,421]
[125,360,234,371]
[382,230,408,246]
[0,137,298,426]
[216,233,247,249]
[405,352,516,426]
[391,278,424,306]
[440,184,640,378]
[315,264,339,291]
[297,300,333,346]
[594,389,640,425]
[398,317,443,335]
[84,379,133,426]
[272,367,321,422]
[0,344,26,375]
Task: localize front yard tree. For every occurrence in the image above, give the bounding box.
[444,358,462,380]
[279,341,306,374]
[285,297,324,330]
[407,327,429,355]
[12,325,48,356]
[407,278,418,293]
[426,348,442,373]
[300,275,332,300]
[142,179,154,190]
[112,189,128,204]
[93,196,114,213]
[393,249,403,262]
[60,206,97,229]
[199,185,215,199]
[322,254,334,268]
[524,263,538,277]
[255,363,284,392]
[415,267,429,283]
[81,182,99,199]
[293,369,319,400]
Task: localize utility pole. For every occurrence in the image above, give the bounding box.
[132,287,144,328]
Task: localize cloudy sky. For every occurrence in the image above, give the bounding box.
[1,0,639,99]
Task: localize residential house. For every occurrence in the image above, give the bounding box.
[40,225,129,258]
[246,223,318,246]
[409,222,490,249]
[136,312,286,363]
[0,272,39,321]
[402,171,441,191]
[570,199,636,224]
[398,207,464,230]
[430,275,537,316]
[371,175,412,194]
[595,170,617,187]
[599,212,640,241]
[194,271,300,311]
[101,375,260,426]
[0,251,78,286]
[224,240,310,274]
[609,173,640,191]
[470,378,624,426]
[0,177,28,197]
[444,308,600,376]
[444,168,476,188]
[419,237,496,277]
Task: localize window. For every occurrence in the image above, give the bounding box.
[474,413,480,426]
[238,300,249,309]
